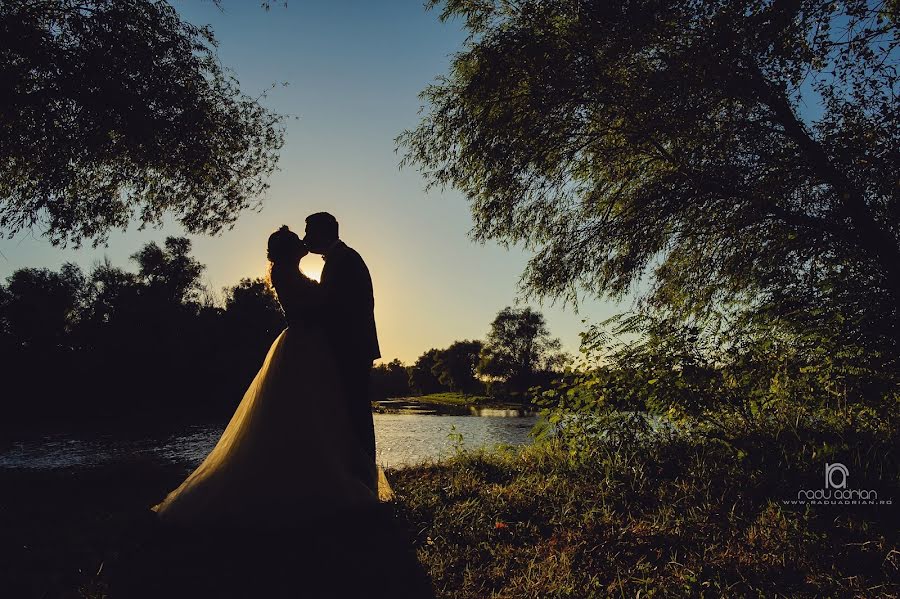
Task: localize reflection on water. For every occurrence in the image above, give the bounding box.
[470,407,532,418]
[374,413,537,467]
[0,412,540,470]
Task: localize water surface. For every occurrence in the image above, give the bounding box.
[0,412,539,470]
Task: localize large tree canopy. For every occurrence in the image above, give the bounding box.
[0,0,285,247]
[401,0,899,358]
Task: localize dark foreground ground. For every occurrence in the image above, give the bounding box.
[1,435,897,598]
[0,459,433,598]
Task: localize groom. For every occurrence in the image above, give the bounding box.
[304,212,381,471]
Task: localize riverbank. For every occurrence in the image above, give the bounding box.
[1,428,896,598]
[374,392,531,415]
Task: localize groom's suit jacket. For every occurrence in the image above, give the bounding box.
[319,240,381,365]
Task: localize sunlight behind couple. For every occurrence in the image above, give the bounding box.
[300,253,324,283]
[259,255,322,281]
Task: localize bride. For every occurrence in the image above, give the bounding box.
[151,225,384,530]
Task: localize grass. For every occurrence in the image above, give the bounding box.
[386,422,898,598]
[403,392,491,406]
[374,392,493,414]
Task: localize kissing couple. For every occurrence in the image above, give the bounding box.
[152,212,387,528]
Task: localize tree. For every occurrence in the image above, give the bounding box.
[478,307,562,393]
[0,0,285,247]
[222,277,285,360]
[0,263,89,423]
[1,263,86,348]
[130,237,206,306]
[76,258,141,348]
[408,348,445,395]
[224,278,284,337]
[401,0,900,376]
[371,358,412,400]
[434,340,484,394]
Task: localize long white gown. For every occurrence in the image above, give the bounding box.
[151,285,387,530]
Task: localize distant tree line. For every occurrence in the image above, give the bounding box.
[0,237,285,430]
[0,237,567,430]
[371,307,567,403]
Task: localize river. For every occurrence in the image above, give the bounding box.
[0,410,540,470]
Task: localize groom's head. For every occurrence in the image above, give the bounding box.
[304,212,339,254]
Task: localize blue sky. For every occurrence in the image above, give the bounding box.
[0,0,624,363]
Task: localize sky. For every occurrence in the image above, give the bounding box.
[0,0,625,364]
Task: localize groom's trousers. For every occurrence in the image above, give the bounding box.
[337,357,376,462]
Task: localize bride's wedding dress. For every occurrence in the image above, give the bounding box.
[152,265,383,530]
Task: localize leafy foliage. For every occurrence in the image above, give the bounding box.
[478,306,565,394]
[435,339,484,394]
[401,0,900,382]
[408,348,445,395]
[537,309,900,455]
[0,0,285,247]
[0,263,86,348]
[371,358,414,400]
[130,237,206,305]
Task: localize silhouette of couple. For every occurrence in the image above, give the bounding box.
[152,212,386,528]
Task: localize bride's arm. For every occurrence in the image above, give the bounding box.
[298,274,327,310]
[271,264,324,321]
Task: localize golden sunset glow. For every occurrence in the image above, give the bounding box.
[300,254,325,283]
[0,2,614,366]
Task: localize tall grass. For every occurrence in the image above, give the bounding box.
[388,406,898,598]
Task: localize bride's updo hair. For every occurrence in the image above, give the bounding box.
[267,225,307,291]
[267,225,306,264]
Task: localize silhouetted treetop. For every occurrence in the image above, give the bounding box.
[434,340,483,394]
[408,348,444,395]
[1,264,85,347]
[0,0,285,247]
[478,307,564,392]
[130,237,206,305]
